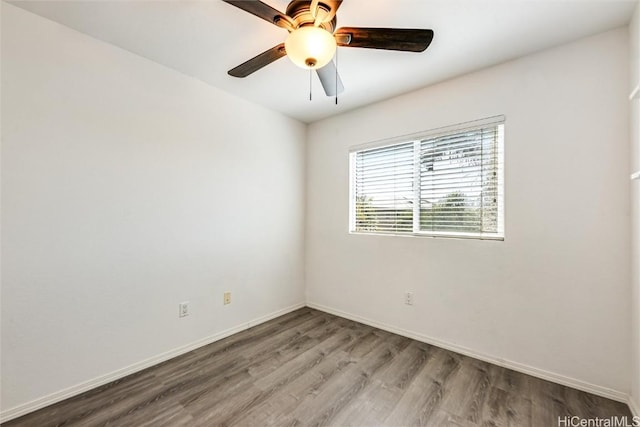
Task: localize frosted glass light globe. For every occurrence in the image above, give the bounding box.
[285,26,337,69]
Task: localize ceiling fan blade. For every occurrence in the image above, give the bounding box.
[228,44,286,78]
[222,0,291,28]
[335,27,434,52]
[316,61,344,96]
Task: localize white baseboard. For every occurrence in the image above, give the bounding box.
[0,302,305,424]
[306,302,630,405]
[629,395,640,417]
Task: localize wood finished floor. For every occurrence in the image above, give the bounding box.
[3,308,632,427]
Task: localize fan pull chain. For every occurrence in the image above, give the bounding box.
[335,48,338,105]
[309,68,312,101]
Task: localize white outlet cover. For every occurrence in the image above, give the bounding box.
[405,292,414,305]
[179,302,189,317]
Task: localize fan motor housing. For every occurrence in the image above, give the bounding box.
[285,0,337,33]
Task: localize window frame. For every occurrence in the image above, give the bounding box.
[349,116,505,241]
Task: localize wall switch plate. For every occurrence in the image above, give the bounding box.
[179,301,189,317]
[223,291,231,305]
[405,292,414,305]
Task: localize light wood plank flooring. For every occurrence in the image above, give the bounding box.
[2,308,632,426]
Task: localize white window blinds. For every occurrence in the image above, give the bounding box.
[350,117,504,239]
[352,142,415,234]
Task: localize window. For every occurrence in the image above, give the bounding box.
[350,117,504,239]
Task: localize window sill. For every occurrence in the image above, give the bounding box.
[349,230,504,241]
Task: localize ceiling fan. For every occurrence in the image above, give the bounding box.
[222,0,434,96]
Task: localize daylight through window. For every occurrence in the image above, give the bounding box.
[350,117,504,239]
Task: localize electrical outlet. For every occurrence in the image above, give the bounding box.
[223,291,231,305]
[179,301,189,317]
[405,292,414,305]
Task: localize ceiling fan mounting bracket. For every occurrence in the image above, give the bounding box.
[315,4,330,16]
[334,33,351,45]
[273,15,295,32]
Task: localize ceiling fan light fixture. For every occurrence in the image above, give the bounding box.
[284,26,336,69]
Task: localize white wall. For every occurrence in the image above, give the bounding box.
[630,1,640,416]
[0,2,306,417]
[1,0,635,420]
[306,28,631,397]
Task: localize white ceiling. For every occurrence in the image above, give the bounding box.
[8,0,637,123]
